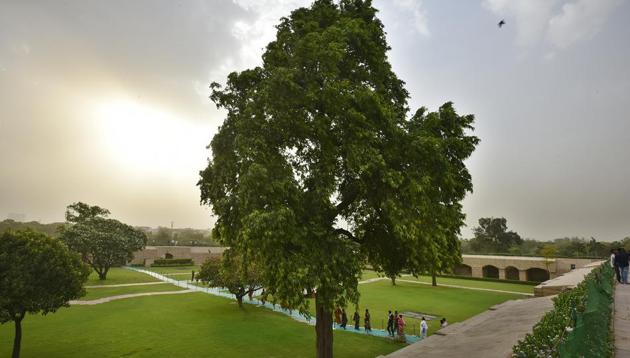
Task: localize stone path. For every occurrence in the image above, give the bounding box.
[382,295,555,358]
[70,289,194,305]
[615,282,630,357]
[85,282,168,288]
[359,276,533,296]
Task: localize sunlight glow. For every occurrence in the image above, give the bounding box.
[93,99,208,175]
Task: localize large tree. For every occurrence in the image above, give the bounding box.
[198,1,478,356]
[469,217,522,253]
[59,202,147,280]
[0,229,89,358]
[197,249,263,307]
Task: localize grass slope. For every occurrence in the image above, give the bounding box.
[326,279,523,336]
[0,293,402,358]
[80,283,185,301]
[86,268,159,286]
[144,265,200,274]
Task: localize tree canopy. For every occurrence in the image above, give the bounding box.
[59,202,147,280]
[468,217,523,253]
[197,250,263,307]
[0,229,89,358]
[198,1,478,356]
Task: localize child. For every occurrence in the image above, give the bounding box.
[420,317,428,338]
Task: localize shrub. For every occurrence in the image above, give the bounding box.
[512,263,613,358]
[151,258,194,267]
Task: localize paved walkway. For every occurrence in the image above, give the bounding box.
[615,283,630,357]
[70,289,194,305]
[359,276,533,296]
[85,282,168,288]
[382,295,554,358]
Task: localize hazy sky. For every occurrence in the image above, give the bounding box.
[1,0,629,240]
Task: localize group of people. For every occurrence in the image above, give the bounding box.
[334,307,447,340]
[611,248,630,283]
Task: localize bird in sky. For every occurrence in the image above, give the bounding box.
[498,19,506,28]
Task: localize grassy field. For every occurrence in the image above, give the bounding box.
[352,280,523,335]
[86,268,159,286]
[144,265,200,274]
[0,293,403,358]
[361,270,534,294]
[80,283,186,300]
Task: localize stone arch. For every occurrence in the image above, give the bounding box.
[164,252,174,259]
[505,266,520,281]
[453,264,472,277]
[526,268,550,282]
[482,265,499,279]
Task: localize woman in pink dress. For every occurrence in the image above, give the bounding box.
[397,314,405,338]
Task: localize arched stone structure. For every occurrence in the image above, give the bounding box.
[482,265,499,279]
[526,268,550,282]
[505,266,520,281]
[453,264,472,276]
[164,252,174,259]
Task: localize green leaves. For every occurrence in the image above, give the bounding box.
[0,229,89,323]
[198,0,477,336]
[59,202,147,280]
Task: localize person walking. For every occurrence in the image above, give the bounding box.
[420,317,428,338]
[616,248,629,284]
[610,249,621,283]
[440,318,448,328]
[386,310,394,337]
[364,309,372,333]
[393,310,399,336]
[353,310,360,330]
[341,309,348,329]
[335,307,342,326]
[397,314,406,340]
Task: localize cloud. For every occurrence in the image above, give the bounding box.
[483,0,622,51]
[547,0,622,49]
[391,0,430,36]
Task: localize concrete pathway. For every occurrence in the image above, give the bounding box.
[85,282,168,288]
[70,289,194,305]
[615,283,630,357]
[359,276,533,296]
[382,295,554,358]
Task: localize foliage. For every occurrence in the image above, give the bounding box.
[468,217,522,253]
[59,202,147,280]
[198,0,478,355]
[151,258,194,266]
[0,219,63,237]
[0,229,89,358]
[197,250,263,307]
[512,263,614,358]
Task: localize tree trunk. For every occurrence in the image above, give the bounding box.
[12,313,24,358]
[236,295,243,308]
[390,276,396,286]
[315,294,333,358]
[431,271,437,286]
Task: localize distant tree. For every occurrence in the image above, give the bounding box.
[59,202,147,280]
[469,217,522,253]
[198,1,478,356]
[538,244,557,273]
[197,250,263,307]
[0,229,89,358]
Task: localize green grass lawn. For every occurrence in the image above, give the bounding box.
[0,293,402,358]
[80,283,185,300]
[144,265,200,274]
[318,279,524,336]
[399,275,535,294]
[360,270,534,294]
[86,267,159,286]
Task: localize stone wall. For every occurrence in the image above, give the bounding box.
[129,246,226,266]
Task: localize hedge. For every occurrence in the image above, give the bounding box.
[512,263,614,358]
[151,258,194,267]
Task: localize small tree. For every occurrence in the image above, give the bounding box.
[198,250,263,307]
[59,202,147,280]
[0,229,89,358]
[539,244,557,273]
